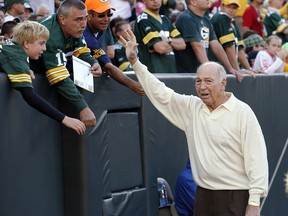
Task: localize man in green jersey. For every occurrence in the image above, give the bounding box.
[30,0,102,127]
[134,0,185,73]
[210,0,254,72]
[0,21,86,135]
[175,0,253,82]
[264,0,288,44]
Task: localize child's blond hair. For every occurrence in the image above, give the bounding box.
[12,21,49,45]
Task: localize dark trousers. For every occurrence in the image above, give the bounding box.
[194,186,249,216]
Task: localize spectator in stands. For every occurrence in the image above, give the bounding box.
[101,28,115,59]
[279,1,287,19]
[242,0,264,37]
[0,7,4,33]
[109,16,125,40]
[134,0,185,73]
[35,3,52,20]
[21,2,33,20]
[4,0,27,23]
[244,33,265,53]
[159,0,176,16]
[84,0,145,95]
[1,20,17,39]
[174,159,197,216]
[110,0,133,21]
[112,20,133,71]
[210,0,253,72]
[122,28,268,216]
[174,0,252,82]
[29,0,54,14]
[253,35,284,73]
[29,0,101,127]
[264,0,288,44]
[233,0,249,36]
[0,21,86,135]
[247,50,259,68]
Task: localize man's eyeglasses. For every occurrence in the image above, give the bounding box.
[90,12,113,18]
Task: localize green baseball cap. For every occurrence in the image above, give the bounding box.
[244,34,266,48]
[5,0,30,8]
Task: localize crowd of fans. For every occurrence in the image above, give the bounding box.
[0,0,287,73]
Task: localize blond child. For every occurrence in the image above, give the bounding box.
[0,21,86,135]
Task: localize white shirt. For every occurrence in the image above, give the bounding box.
[132,60,269,204]
[253,50,284,74]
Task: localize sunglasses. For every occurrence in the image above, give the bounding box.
[90,12,113,18]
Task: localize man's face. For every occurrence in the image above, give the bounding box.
[192,0,210,11]
[88,9,113,32]
[143,0,162,11]
[195,66,226,111]
[59,7,88,38]
[221,4,239,19]
[15,3,25,15]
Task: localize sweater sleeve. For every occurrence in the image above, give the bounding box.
[132,60,194,131]
[16,87,65,123]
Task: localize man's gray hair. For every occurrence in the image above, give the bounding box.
[197,61,227,80]
[57,0,86,17]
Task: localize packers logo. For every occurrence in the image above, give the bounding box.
[200,27,209,40]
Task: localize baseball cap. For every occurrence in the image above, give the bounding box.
[244,34,266,48]
[24,2,32,12]
[222,0,240,8]
[5,0,29,8]
[85,0,115,14]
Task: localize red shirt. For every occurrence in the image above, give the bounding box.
[243,5,263,36]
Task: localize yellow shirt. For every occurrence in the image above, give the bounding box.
[235,0,249,17]
[280,2,288,19]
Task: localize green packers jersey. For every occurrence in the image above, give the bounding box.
[264,9,288,43]
[29,14,98,112]
[134,9,181,73]
[0,43,32,88]
[210,12,244,61]
[112,42,132,71]
[175,9,217,73]
[30,14,97,86]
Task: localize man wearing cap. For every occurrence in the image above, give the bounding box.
[21,2,33,20]
[244,33,265,54]
[29,0,101,127]
[175,0,253,82]
[83,0,145,96]
[210,0,255,72]
[4,0,28,22]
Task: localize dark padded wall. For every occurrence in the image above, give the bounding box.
[0,74,64,216]
[1,72,288,216]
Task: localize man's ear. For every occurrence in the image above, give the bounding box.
[221,79,227,90]
[58,15,66,26]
